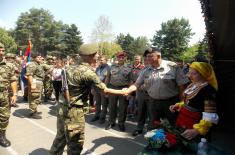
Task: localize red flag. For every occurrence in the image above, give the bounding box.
[25,39,31,62]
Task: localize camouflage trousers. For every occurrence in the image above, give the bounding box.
[49,103,85,155]
[0,91,10,131]
[43,78,53,97]
[28,82,43,113]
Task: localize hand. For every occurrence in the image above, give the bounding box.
[122,88,129,96]
[181,129,199,140]
[11,95,17,104]
[169,104,177,113]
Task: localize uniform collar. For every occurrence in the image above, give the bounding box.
[0,58,6,65]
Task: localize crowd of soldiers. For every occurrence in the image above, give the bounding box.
[0,42,192,154]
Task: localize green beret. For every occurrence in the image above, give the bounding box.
[79,44,98,56]
[0,42,5,48]
[5,53,16,58]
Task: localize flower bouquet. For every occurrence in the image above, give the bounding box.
[144,129,177,151]
[143,118,198,153]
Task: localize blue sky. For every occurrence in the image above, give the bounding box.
[0,0,205,45]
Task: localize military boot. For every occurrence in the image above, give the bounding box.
[0,130,11,147]
[29,112,42,119]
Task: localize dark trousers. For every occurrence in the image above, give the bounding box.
[135,90,150,131]
[52,81,62,101]
[148,96,179,130]
[94,90,109,120]
[108,85,128,125]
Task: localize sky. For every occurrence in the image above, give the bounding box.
[0,0,206,45]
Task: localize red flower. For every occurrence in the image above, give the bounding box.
[153,120,161,127]
[165,132,177,146]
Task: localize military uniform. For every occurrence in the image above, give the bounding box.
[49,62,106,155]
[26,61,45,114]
[0,58,17,146]
[50,45,106,155]
[41,56,54,101]
[107,63,132,130]
[136,60,189,129]
[5,53,20,107]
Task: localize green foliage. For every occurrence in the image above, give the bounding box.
[152,18,194,60]
[13,8,83,56]
[98,42,122,58]
[62,24,83,56]
[0,27,17,53]
[116,33,134,51]
[179,45,198,63]
[128,36,149,55]
[116,34,149,59]
[195,34,209,62]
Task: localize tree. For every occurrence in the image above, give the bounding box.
[14,8,56,55]
[13,8,83,56]
[98,42,122,58]
[62,24,83,56]
[0,27,17,53]
[128,36,149,55]
[116,33,134,51]
[152,18,194,60]
[180,45,198,62]
[195,34,210,62]
[89,15,114,43]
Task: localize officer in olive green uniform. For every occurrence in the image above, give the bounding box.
[26,53,45,119]
[49,44,123,155]
[105,51,132,132]
[124,48,189,130]
[0,43,18,147]
[41,55,54,102]
[5,53,20,107]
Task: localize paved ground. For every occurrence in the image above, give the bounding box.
[0,96,147,155]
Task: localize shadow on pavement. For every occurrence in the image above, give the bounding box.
[29,148,49,155]
[12,108,31,118]
[48,104,57,117]
[82,136,143,155]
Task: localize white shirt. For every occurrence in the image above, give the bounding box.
[52,68,62,81]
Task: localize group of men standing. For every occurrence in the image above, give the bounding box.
[89,47,189,137]
[0,41,189,155]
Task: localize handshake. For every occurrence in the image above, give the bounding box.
[103,85,137,96]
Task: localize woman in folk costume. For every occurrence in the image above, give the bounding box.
[169,62,219,140]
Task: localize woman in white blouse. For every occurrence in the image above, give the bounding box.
[52,59,63,102]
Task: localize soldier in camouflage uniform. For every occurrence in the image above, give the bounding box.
[49,45,124,155]
[0,43,18,147]
[41,55,54,102]
[26,53,45,119]
[5,53,20,107]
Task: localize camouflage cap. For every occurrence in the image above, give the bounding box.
[0,42,5,48]
[79,44,98,56]
[46,55,53,60]
[31,52,41,58]
[5,53,16,58]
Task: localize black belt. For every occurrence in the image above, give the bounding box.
[69,104,84,109]
[154,95,178,101]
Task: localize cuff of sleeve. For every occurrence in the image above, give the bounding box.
[193,119,213,136]
[175,101,184,111]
